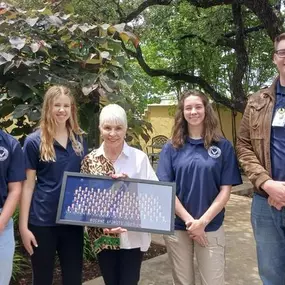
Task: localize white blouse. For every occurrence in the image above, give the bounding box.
[96,141,158,251]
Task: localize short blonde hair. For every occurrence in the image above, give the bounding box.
[99,104,127,129]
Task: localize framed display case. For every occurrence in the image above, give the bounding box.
[56,172,176,234]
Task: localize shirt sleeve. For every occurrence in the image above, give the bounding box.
[220,141,242,186]
[141,154,158,181]
[7,141,26,182]
[23,135,40,170]
[156,143,175,182]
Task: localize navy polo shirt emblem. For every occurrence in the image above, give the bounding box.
[208,146,221,158]
[0,146,9,161]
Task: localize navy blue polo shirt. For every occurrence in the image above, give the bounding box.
[157,138,242,232]
[271,81,285,181]
[0,130,26,208]
[23,130,88,226]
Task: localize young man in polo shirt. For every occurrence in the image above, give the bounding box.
[0,130,26,285]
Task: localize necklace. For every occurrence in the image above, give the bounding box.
[108,157,117,163]
[105,153,120,163]
[103,145,122,163]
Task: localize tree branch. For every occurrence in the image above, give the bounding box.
[244,0,283,40]
[123,43,245,112]
[111,0,124,20]
[224,24,264,37]
[230,2,248,107]
[188,0,283,40]
[179,33,236,49]
[187,0,234,8]
[123,0,173,23]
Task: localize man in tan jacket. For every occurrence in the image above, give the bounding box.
[237,33,285,285]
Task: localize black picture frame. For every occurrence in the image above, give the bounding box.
[56,171,176,234]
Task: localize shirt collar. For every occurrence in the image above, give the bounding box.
[276,79,285,96]
[186,137,204,145]
[95,141,130,158]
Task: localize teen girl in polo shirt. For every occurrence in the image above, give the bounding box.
[157,90,242,285]
[0,131,25,285]
[19,86,87,285]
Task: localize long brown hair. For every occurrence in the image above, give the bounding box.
[39,85,84,161]
[172,90,222,149]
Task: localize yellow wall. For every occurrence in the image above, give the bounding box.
[142,104,242,151]
[215,105,242,143]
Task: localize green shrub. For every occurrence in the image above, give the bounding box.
[83,230,97,261]
[11,242,28,281]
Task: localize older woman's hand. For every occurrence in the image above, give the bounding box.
[186,219,208,247]
[110,173,128,179]
[103,227,127,234]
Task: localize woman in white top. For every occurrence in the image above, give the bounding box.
[81,104,157,285]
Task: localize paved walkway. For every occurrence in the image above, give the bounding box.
[84,193,261,285]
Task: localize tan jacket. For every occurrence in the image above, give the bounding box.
[236,77,279,197]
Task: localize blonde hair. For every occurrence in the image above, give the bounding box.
[39,85,84,161]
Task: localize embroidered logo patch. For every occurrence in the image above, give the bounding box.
[208,146,221,158]
[0,147,9,161]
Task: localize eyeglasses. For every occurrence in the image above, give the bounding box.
[275,50,285,58]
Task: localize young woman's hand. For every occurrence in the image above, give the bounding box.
[103,227,127,234]
[186,219,208,247]
[20,228,38,255]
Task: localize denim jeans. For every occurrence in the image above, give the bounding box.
[251,193,285,285]
[0,214,15,285]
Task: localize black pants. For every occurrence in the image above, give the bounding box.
[97,248,144,285]
[28,224,84,285]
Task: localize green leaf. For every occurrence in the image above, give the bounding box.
[82,84,98,96]
[30,42,40,53]
[48,15,62,27]
[0,52,15,62]
[27,109,41,121]
[10,127,25,136]
[100,76,115,93]
[0,56,7,65]
[81,73,99,86]
[115,56,125,66]
[3,61,15,74]
[123,74,134,86]
[0,104,13,117]
[9,36,26,50]
[64,3,75,14]
[25,17,39,27]
[0,93,7,102]
[12,104,30,119]
[0,119,13,128]
[6,81,34,101]
[100,51,111,59]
